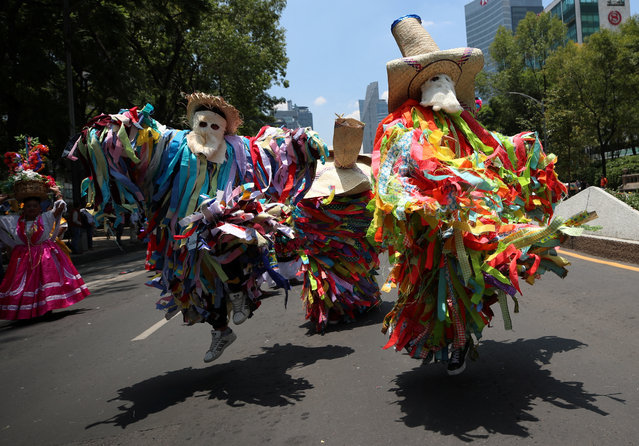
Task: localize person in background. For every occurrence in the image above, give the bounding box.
[130,209,141,241]
[115,212,125,245]
[80,206,95,250]
[68,205,83,253]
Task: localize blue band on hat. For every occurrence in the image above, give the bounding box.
[391,14,422,31]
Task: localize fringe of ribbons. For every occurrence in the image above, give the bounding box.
[294,191,381,332]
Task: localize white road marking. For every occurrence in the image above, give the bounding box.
[131,313,178,341]
[84,269,149,290]
[81,268,176,341]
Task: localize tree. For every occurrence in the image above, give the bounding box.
[617,17,639,157]
[478,12,566,138]
[0,0,69,164]
[546,25,638,178]
[0,0,289,166]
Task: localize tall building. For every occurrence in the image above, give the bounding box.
[545,0,632,43]
[358,82,388,154]
[273,100,314,129]
[465,0,544,71]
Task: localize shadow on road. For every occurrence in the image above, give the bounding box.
[0,308,90,333]
[87,283,143,298]
[391,336,624,442]
[298,300,394,335]
[86,343,354,429]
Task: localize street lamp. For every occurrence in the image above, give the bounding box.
[506,91,547,151]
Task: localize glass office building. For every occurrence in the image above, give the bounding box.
[545,0,632,43]
[273,100,314,129]
[465,0,544,71]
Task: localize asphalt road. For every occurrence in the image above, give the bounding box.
[0,249,637,445]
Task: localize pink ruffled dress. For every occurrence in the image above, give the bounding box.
[0,202,90,320]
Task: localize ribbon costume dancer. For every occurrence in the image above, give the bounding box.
[67,93,328,362]
[370,16,593,375]
[294,117,381,333]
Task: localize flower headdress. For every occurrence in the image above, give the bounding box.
[3,136,58,199]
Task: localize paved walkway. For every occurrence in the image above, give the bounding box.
[69,228,147,267]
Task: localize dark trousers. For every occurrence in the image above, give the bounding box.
[205,295,228,330]
[85,225,94,250]
[70,227,82,253]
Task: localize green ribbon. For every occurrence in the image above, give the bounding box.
[498,291,512,330]
[455,228,472,285]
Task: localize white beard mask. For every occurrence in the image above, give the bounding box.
[187,110,228,164]
[420,74,463,114]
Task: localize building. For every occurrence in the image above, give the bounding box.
[358,82,388,154]
[545,0,632,43]
[273,100,314,129]
[465,0,544,71]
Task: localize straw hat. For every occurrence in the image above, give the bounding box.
[305,117,372,199]
[386,14,484,113]
[184,92,243,134]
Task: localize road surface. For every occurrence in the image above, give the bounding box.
[0,249,637,445]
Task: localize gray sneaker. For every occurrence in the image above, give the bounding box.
[229,291,250,325]
[204,328,237,363]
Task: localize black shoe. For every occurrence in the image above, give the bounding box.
[447,339,472,376]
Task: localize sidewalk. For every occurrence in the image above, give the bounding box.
[69,229,147,267]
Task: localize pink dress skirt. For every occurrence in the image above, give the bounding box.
[0,215,90,320]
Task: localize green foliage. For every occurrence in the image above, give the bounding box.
[610,191,639,211]
[480,12,566,136]
[599,154,639,189]
[0,0,289,164]
[483,13,639,184]
[546,17,639,178]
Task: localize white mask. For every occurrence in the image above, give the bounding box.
[420,74,462,114]
[187,110,228,163]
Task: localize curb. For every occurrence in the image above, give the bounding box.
[563,235,639,266]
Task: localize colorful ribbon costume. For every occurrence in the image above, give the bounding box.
[67,105,328,325]
[370,100,590,362]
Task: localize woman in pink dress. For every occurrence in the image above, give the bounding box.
[0,194,90,320]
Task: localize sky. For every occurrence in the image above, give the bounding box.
[268,0,639,146]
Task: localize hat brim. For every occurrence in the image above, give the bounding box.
[387,47,484,113]
[304,161,372,199]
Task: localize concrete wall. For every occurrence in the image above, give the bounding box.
[555,186,639,242]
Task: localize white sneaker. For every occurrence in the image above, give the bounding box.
[204,328,237,363]
[229,291,250,325]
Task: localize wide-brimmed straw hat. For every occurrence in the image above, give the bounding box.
[305,117,371,199]
[184,92,243,134]
[386,14,484,113]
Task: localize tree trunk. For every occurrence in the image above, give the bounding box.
[599,144,607,178]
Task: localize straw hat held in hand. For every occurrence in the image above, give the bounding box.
[305,117,371,199]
